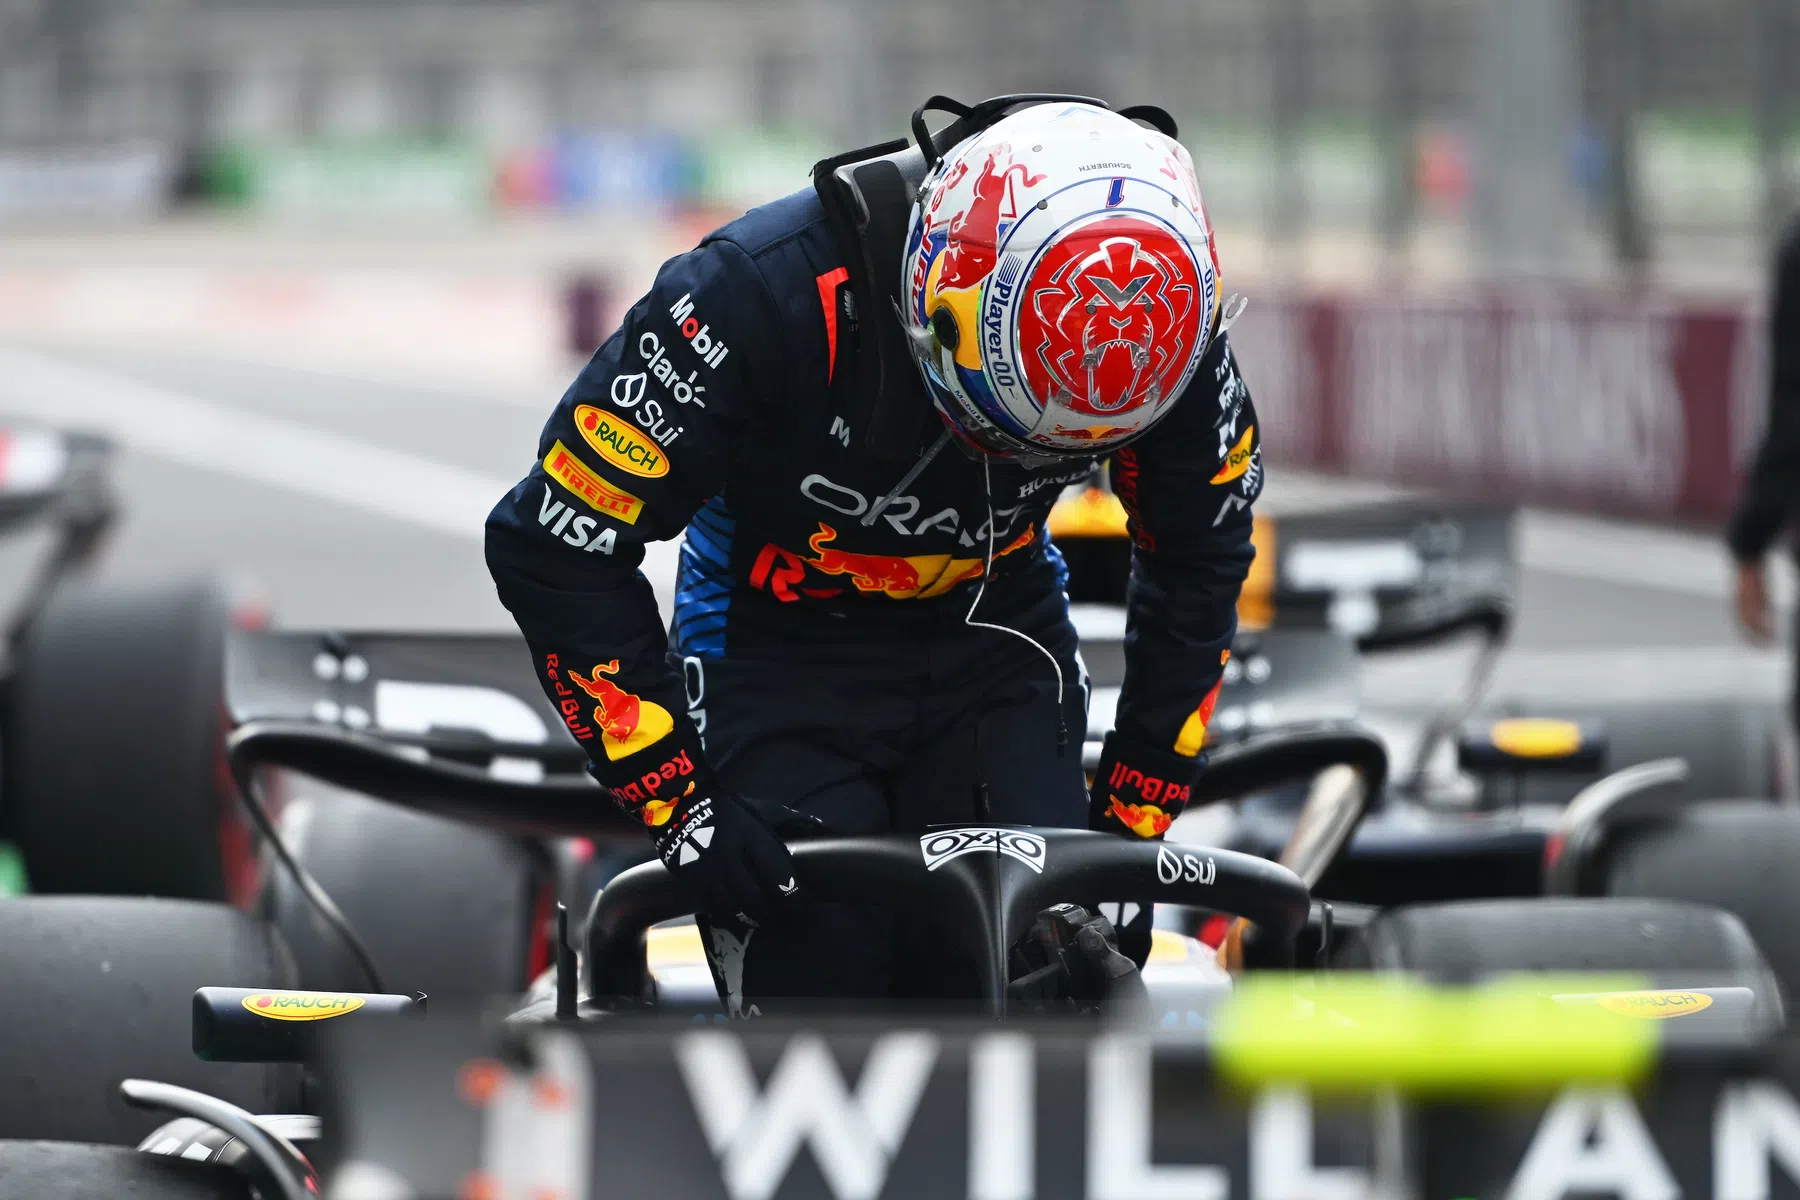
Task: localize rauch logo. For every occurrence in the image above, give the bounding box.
[240,991,367,1022]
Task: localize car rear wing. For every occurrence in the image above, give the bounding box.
[225,629,596,780]
[1078,623,1362,769]
[1251,500,1517,653]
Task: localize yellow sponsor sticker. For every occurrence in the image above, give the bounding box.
[574,404,669,479]
[1593,990,1714,1019]
[1489,717,1583,759]
[544,440,643,525]
[1210,425,1256,484]
[241,991,367,1022]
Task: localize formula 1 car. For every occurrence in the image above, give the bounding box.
[0,709,1790,1198]
[3,590,1799,1198]
[0,428,259,905]
[1050,473,1792,912]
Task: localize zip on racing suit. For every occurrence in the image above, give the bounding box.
[485,188,1263,1003]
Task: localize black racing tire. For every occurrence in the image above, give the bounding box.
[4,580,248,901]
[1600,802,1800,1000]
[0,897,300,1146]
[261,788,548,999]
[0,1141,251,1200]
[1477,696,1782,810]
[1336,896,1772,978]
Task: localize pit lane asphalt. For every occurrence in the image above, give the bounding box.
[0,339,1786,711]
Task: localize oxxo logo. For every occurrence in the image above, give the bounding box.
[1156,844,1217,886]
[919,828,1046,874]
[240,991,366,1022]
[669,293,730,369]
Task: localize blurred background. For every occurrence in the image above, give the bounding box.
[0,0,1791,653]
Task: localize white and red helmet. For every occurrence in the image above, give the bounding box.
[901,101,1221,460]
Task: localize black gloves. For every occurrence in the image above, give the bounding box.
[651,786,801,926]
[587,722,803,925]
[1088,730,1204,840]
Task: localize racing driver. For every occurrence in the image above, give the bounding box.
[486,97,1263,1011]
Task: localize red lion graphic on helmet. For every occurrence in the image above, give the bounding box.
[1018,215,1203,417]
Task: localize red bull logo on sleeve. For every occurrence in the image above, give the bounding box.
[567,660,675,762]
[1173,652,1230,756]
[1107,798,1173,839]
[542,653,594,742]
[608,754,697,813]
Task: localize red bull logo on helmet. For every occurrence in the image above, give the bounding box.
[934,148,1045,295]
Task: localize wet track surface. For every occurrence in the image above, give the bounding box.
[0,338,1786,712]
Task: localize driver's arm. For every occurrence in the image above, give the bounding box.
[485,239,779,818]
[1092,330,1261,837]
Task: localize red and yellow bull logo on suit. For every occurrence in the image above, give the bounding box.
[750,523,1040,604]
[1108,797,1174,839]
[567,659,674,762]
[1173,650,1230,757]
[1102,761,1194,839]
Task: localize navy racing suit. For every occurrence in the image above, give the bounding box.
[485,188,1263,1003]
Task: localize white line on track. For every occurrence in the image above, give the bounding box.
[0,344,511,540]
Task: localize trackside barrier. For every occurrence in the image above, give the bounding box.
[1220,288,1763,526]
[316,978,1800,1200]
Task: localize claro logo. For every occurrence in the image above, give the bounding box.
[241,991,366,1022]
[575,405,669,479]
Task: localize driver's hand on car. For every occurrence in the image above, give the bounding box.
[1087,732,1202,967]
[1087,731,1200,841]
[648,785,808,926]
[1736,558,1776,644]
